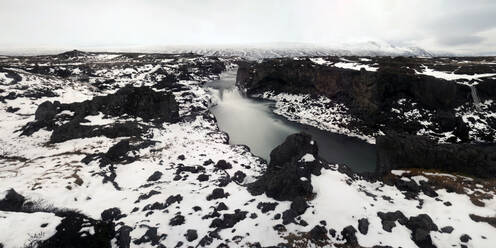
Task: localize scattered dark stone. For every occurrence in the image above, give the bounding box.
[358,218,369,235]
[197,174,209,182]
[193,206,202,212]
[256,202,278,213]
[147,171,163,182]
[166,194,183,207]
[405,214,438,248]
[377,211,408,232]
[274,213,281,220]
[0,189,26,212]
[460,234,471,243]
[469,214,496,228]
[440,226,454,233]
[215,160,232,170]
[177,155,185,160]
[443,201,452,206]
[282,209,298,225]
[101,207,125,221]
[290,197,308,215]
[328,229,336,237]
[215,202,228,211]
[273,224,286,232]
[249,213,258,219]
[406,214,438,232]
[135,190,160,203]
[217,176,231,187]
[169,215,185,226]
[6,106,20,113]
[203,159,214,166]
[209,209,247,229]
[320,220,327,226]
[232,170,246,184]
[41,223,48,228]
[176,165,204,174]
[207,188,229,201]
[341,225,358,245]
[133,227,167,246]
[309,225,328,242]
[184,229,198,242]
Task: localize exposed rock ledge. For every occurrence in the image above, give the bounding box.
[376,132,496,178]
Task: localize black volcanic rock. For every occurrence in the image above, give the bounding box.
[358,218,369,235]
[0,189,26,212]
[147,171,163,182]
[21,86,179,143]
[341,225,358,245]
[35,101,59,122]
[248,133,321,201]
[68,86,179,122]
[405,214,438,248]
[38,211,115,248]
[236,59,468,116]
[376,132,496,178]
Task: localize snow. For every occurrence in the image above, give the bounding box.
[0,211,62,248]
[258,91,377,144]
[333,62,378,72]
[299,153,315,162]
[391,170,409,176]
[416,65,496,85]
[309,57,331,65]
[81,112,115,126]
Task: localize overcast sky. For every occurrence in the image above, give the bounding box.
[1,0,495,54]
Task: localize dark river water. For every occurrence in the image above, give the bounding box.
[205,70,376,173]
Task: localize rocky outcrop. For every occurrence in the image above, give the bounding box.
[20,86,179,142]
[248,133,322,201]
[476,78,496,100]
[0,189,26,212]
[376,132,496,178]
[236,59,469,116]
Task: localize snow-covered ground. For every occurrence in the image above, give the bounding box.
[255,91,378,144]
[0,53,495,248]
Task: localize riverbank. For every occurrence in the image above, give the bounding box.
[206,70,376,173]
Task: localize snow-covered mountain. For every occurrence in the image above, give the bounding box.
[143,41,434,59]
[0,41,435,59]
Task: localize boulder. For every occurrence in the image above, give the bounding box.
[0,189,25,212]
[248,133,321,201]
[358,218,369,235]
[35,101,59,122]
[185,229,198,242]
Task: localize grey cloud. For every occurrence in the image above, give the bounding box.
[436,35,485,46]
[0,0,495,55]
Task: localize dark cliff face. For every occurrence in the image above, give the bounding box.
[236,58,469,116]
[376,132,496,178]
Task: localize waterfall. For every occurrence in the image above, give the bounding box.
[470,85,482,112]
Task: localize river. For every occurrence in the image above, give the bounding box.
[205,70,376,173]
